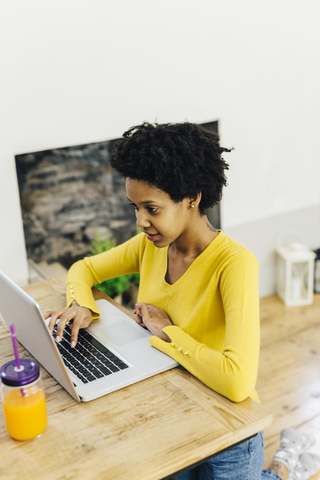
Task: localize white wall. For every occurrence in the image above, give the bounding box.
[1,0,320,286]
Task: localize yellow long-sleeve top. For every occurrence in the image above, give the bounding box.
[66,231,260,403]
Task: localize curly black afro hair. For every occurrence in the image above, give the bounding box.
[110,122,232,215]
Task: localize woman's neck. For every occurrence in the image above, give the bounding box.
[170,215,219,259]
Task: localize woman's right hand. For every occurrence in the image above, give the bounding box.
[45,301,93,348]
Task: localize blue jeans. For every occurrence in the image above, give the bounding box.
[177,431,281,480]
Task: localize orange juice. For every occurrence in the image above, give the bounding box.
[3,387,48,440]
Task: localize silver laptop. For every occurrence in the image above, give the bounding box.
[0,271,178,402]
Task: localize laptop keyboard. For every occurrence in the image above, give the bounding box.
[53,323,129,384]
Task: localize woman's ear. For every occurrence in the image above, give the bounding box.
[188,192,202,209]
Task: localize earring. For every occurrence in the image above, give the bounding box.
[191,204,195,208]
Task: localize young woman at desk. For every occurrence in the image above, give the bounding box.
[47,122,320,480]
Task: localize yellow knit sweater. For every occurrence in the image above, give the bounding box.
[66,231,260,403]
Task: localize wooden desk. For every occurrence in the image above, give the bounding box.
[0,276,273,480]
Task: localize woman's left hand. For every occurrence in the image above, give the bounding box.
[134,303,172,342]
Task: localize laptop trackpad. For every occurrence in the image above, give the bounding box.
[98,320,148,347]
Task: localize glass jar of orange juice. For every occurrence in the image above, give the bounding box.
[0,358,48,440]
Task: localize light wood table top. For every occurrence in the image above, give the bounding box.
[0,276,274,480]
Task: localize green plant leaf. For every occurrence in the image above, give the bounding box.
[88,228,140,298]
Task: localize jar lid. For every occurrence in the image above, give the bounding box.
[0,359,40,387]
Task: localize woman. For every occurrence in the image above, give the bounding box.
[46,122,319,480]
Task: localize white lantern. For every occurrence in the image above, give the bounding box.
[276,243,316,306]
